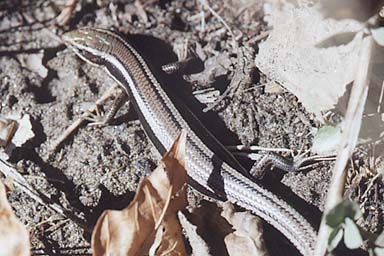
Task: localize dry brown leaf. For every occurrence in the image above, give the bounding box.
[0,181,30,256]
[221,202,268,256]
[179,200,268,256]
[92,131,188,256]
[16,51,48,78]
[181,201,230,256]
[256,2,363,120]
[56,0,78,26]
[0,114,35,160]
[178,211,211,256]
[0,117,17,147]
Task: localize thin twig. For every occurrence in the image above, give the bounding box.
[56,0,79,26]
[361,172,381,200]
[203,48,244,112]
[377,80,384,113]
[197,0,245,112]
[197,0,235,42]
[314,35,373,256]
[0,158,91,232]
[48,85,119,156]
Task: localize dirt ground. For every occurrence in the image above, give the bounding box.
[0,0,381,255]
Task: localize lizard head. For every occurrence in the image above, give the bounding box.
[62,27,113,67]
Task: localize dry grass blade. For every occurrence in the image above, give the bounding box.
[48,85,119,157]
[56,0,79,26]
[314,36,373,255]
[0,158,91,232]
[0,181,30,256]
[92,131,188,256]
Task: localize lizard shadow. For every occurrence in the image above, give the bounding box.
[130,33,320,215]
[123,33,241,199]
[260,168,322,226]
[97,33,233,204]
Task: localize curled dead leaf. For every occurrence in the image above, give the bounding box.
[0,181,30,256]
[256,2,363,120]
[221,202,268,256]
[56,0,78,26]
[16,51,48,78]
[0,117,17,148]
[92,131,188,256]
[0,114,35,160]
[178,211,211,256]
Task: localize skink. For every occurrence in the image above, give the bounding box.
[62,27,317,255]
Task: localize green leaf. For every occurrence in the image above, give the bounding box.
[374,247,384,256]
[369,248,375,256]
[328,227,343,251]
[375,231,384,247]
[326,200,362,228]
[344,217,363,249]
[312,125,342,154]
[372,27,384,47]
[378,163,384,176]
